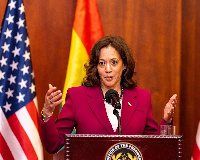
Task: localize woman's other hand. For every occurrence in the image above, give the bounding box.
[164,94,177,124]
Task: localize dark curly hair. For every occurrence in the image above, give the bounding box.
[82,36,137,89]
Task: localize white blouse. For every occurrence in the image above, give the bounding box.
[104,99,122,132]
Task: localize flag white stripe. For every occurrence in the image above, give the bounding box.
[0,154,3,160]
[33,97,39,111]
[0,108,27,160]
[196,121,200,149]
[16,106,43,160]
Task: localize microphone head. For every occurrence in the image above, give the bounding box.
[105,89,120,103]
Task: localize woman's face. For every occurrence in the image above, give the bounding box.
[97,45,125,91]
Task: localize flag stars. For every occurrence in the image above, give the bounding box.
[0,56,7,67]
[30,83,35,93]
[21,65,29,75]
[14,32,23,43]
[16,92,25,103]
[4,28,12,39]
[18,3,25,14]
[5,88,14,98]
[19,78,27,89]
[0,85,3,93]
[6,14,14,25]
[25,37,30,47]
[31,72,34,79]
[3,102,12,112]
[8,0,16,10]
[0,71,5,80]
[10,60,18,71]
[16,18,25,29]
[1,0,36,116]
[8,74,16,85]
[12,47,20,57]
[23,51,30,61]
[1,42,10,53]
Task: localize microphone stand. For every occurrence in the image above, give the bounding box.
[113,109,121,135]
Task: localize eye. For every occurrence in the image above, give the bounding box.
[98,61,105,66]
[111,60,118,65]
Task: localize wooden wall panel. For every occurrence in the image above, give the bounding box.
[1,0,199,159]
[0,1,7,23]
[22,0,76,119]
[181,0,200,158]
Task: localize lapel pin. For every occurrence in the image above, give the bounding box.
[128,102,132,106]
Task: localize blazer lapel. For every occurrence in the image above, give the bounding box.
[87,86,115,134]
[121,88,137,131]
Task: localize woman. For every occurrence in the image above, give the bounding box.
[41,36,177,153]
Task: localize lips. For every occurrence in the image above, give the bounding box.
[105,76,113,81]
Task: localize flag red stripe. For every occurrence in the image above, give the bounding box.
[0,132,15,160]
[73,0,104,56]
[192,142,200,160]
[26,100,40,132]
[7,112,38,160]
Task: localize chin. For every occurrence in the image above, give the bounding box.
[104,83,115,89]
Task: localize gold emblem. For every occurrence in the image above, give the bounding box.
[105,142,143,160]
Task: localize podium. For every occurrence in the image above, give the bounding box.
[53,134,183,160]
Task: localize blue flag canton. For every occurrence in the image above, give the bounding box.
[0,0,36,118]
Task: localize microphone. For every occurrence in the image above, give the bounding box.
[105,89,121,109]
[105,89,122,135]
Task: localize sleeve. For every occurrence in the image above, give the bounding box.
[142,92,173,135]
[142,92,159,135]
[40,88,76,154]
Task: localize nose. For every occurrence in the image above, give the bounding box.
[105,63,112,72]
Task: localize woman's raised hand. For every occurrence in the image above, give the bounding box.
[42,84,63,121]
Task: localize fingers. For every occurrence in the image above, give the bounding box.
[169,94,177,104]
[43,84,64,116]
[46,84,62,102]
[169,94,177,111]
[49,90,63,105]
[164,94,178,122]
[165,103,174,115]
[51,98,63,107]
[49,90,62,101]
[49,84,53,89]
[167,102,175,115]
[167,107,174,115]
[46,84,57,98]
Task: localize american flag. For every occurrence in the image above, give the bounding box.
[192,121,200,160]
[0,0,43,159]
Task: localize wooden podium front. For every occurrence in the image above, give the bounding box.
[54,134,183,160]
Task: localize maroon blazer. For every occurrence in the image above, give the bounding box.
[41,86,166,153]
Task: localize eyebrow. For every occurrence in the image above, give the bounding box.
[99,58,119,61]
